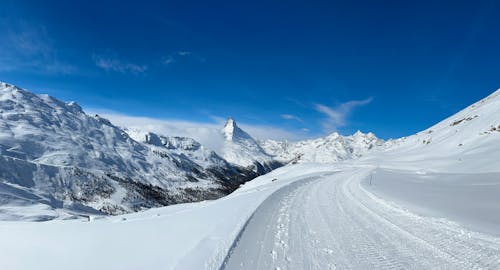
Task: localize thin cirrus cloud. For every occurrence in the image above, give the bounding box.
[0,22,77,74]
[281,114,303,123]
[163,50,205,65]
[315,97,373,132]
[177,51,192,56]
[92,54,148,74]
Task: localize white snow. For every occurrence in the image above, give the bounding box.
[0,163,335,270]
[220,117,275,168]
[125,127,230,169]
[0,84,499,269]
[261,130,384,163]
[0,82,251,219]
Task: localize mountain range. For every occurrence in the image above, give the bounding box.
[1,81,498,221]
[0,82,384,220]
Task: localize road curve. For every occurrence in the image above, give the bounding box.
[221,168,500,270]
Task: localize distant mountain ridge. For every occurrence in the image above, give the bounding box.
[260,130,385,163]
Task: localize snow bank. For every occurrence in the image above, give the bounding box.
[362,169,500,237]
[0,163,335,270]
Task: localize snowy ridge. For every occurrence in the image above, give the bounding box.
[366,88,500,172]
[260,130,384,163]
[0,82,256,220]
[126,128,230,169]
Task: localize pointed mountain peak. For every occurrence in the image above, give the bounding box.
[222,117,254,142]
[223,117,239,140]
[224,116,236,129]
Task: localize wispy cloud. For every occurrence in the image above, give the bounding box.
[86,109,306,152]
[177,51,192,56]
[281,114,303,123]
[315,97,373,132]
[0,22,77,74]
[92,54,147,74]
[163,55,174,65]
[163,50,205,65]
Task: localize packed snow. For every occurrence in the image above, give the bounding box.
[0,163,336,270]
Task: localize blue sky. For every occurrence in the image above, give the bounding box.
[1,0,499,140]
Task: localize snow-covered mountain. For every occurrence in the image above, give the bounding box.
[0,82,257,220]
[2,88,499,269]
[125,128,259,183]
[3,79,496,223]
[260,130,385,163]
[365,88,500,172]
[219,117,282,173]
[126,128,230,169]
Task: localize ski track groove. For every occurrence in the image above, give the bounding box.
[221,168,500,270]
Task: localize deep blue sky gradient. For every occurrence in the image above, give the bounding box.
[1,0,499,139]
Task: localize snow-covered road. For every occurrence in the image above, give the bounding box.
[222,168,500,270]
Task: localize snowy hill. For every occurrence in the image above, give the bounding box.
[260,130,385,163]
[0,82,255,220]
[366,88,500,172]
[220,117,282,173]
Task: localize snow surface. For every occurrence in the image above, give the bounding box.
[0,85,499,269]
[0,163,336,270]
[363,88,500,173]
[223,168,500,269]
[363,169,500,236]
[260,130,384,163]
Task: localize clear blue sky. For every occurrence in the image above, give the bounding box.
[1,0,499,139]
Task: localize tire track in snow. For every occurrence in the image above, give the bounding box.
[221,168,500,269]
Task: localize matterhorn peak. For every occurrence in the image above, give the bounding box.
[223,117,236,140]
[224,116,236,129]
[223,117,253,142]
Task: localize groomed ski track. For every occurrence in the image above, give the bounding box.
[221,168,500,270]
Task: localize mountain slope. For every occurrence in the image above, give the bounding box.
[260,130,384,163]
[365,88,500,172]
[125,128,259,185]
[0,82,252,220]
